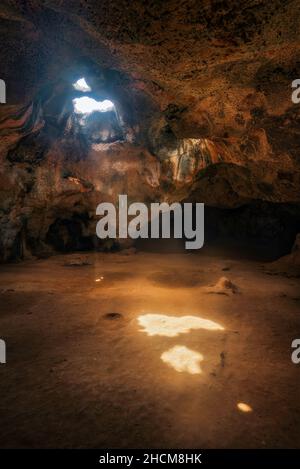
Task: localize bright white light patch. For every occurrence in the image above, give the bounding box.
[73,78,91,92]
[237,402,253,413]
[137,314,224,337]
[95,277,104,282]
[73,97,115,115]
[161,346,203,374]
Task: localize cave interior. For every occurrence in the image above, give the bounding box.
[0,0,300,450]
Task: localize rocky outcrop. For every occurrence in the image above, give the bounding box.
[265,233,300,277]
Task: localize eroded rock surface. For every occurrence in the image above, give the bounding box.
[1,1,300,260]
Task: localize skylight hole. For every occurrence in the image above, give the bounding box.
[72,97,115,115]
[73,77,91,92]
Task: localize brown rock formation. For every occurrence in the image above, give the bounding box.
[0,1,300,260]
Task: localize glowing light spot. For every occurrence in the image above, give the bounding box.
[161,346,203,374]
[237,402,253,413]
[95,276,104,282]
[67,176,81,185]
[73,97,115,115]
[137,314,224,337]
[73,78,91,92]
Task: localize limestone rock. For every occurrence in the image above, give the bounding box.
[205,276,239,295]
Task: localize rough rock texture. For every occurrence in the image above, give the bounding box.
[205,276,239,295]
[265,232,300,277]
[0,1,300,260]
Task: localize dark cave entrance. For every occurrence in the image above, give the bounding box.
[46,214,95,253]
[136,201,300,261]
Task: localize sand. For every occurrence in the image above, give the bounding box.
[0,250,299,448]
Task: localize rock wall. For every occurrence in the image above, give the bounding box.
[0,1,300,260]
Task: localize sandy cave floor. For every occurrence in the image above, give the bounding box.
[0,249,300,448]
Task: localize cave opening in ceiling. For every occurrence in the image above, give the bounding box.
[1,0,300,452]
[73,97,115,115]
[69,76,123,144]
[71,97,124,144]
[73,77,91,92]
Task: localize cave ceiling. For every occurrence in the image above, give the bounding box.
[0,0,300,259]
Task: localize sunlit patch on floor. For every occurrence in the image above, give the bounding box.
[95,277,104,282]
[161,346,203,374]
[137,314,224,337]
[237,402,253,413]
